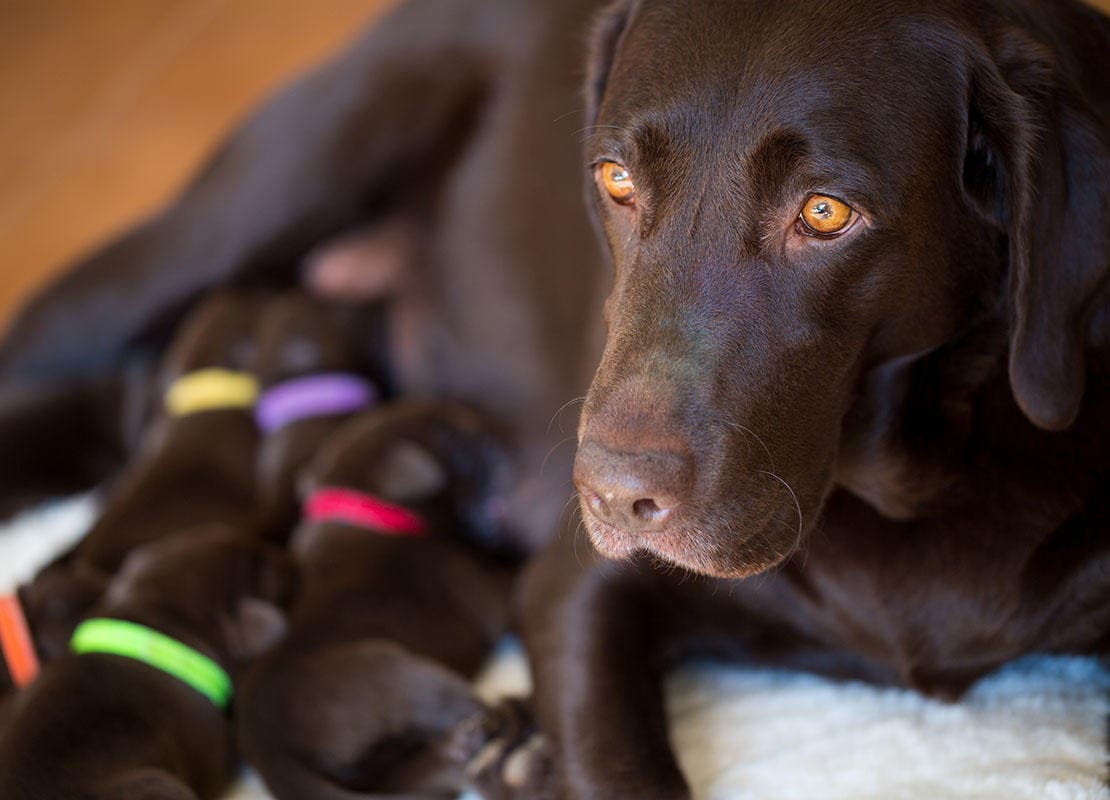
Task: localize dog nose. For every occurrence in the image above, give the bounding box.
[575,439,693,533]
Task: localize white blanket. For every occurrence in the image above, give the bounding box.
[3,497,1107,800]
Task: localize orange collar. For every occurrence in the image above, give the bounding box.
[0,594,39,688]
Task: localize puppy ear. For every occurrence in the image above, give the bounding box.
[584,0,636,124]
[369,440,447,503]
[225,597,288,662]
[969,28,1110,430]
[224,548,296,661]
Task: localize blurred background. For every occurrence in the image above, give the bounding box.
[0,0,395,321]
[0,0,1107,324]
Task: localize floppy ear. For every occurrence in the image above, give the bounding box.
[369,439,447,503]
[968,28,1110,431]
[584,0,636,124]
[225,598,288,662]
[223,548,296,662]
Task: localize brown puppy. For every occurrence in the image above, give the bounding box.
[251,292,388,539]
[0,528,294,800]
[239,401,516,799]
[18,292,264,661]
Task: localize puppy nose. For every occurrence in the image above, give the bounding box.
[575,439,693,533]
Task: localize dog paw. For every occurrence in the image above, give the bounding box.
[446,698,556,800]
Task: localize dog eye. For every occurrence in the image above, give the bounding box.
[798,195,854,236]
[598,161,636,205]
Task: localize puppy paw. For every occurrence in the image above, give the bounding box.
[450,698,556,800]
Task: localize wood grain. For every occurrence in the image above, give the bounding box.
[0,0,394,320]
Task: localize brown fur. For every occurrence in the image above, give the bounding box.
[239,401,517,798]
[0,529,294,800]
[250,291,389,539]
[0,0,1105,796]
[17,293,265,663]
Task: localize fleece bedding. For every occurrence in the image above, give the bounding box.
[2,496,1107,800]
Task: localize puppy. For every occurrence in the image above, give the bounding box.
[5,291,381,677]
[15,292,264,662]
[0,527,294,800]
[239,401,517,798]
[251,292,388,539]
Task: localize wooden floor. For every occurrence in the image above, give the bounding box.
[0,0,394,321]
[0,0,1107,325]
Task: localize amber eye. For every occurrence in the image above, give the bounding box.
[799,195,854,236]
[598,161,636,205]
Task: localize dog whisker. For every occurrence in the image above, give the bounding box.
[714,416,776,472]
[552,108,585,124]
[546,396,586,435]
[539,436,578,479]
[758,469,803,546]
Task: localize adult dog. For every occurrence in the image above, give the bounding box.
[1,0,1107,796]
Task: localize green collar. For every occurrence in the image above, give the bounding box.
[70,618,232,709]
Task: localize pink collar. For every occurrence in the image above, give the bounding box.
[304,488,428,536]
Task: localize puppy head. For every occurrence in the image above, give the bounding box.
[301,401,518,554]
[250,291,388,389]
[159,292,264,383]
[103,526,296,664]
[20,556,109,661]
[574,0,1108,576]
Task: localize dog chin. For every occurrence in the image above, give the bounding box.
[581,511,789,580]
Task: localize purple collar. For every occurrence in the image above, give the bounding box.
[255,373,378,433]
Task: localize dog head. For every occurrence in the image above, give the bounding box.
[20,556,109,661]
[159,292,264,384]
[301,401,518,554]
[574,0,1109,577]
[103,527,296,666]
[251,292,388,388]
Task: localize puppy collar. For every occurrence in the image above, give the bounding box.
[304,488,428,537]
[164,369,260,418]
[255,373,378,433]
[70,618,232,709]
[0,594,40,688]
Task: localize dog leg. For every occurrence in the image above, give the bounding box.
[520,536,693,800]
[0,0,489,382]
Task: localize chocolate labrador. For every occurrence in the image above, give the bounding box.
[239,400,517,798]
[0,528,294,800]
[0,0,1107,796]
[251,291,388,538]
[17,292,265,662]
[4,291,381,689]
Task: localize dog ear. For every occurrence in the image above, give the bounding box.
[225,597,288,662]
[224,547,296,662]
[968,28,1110,431]
[368,439,448,503]
[584,0,636,124]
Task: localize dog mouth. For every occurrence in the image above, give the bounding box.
[579,499,797,579]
